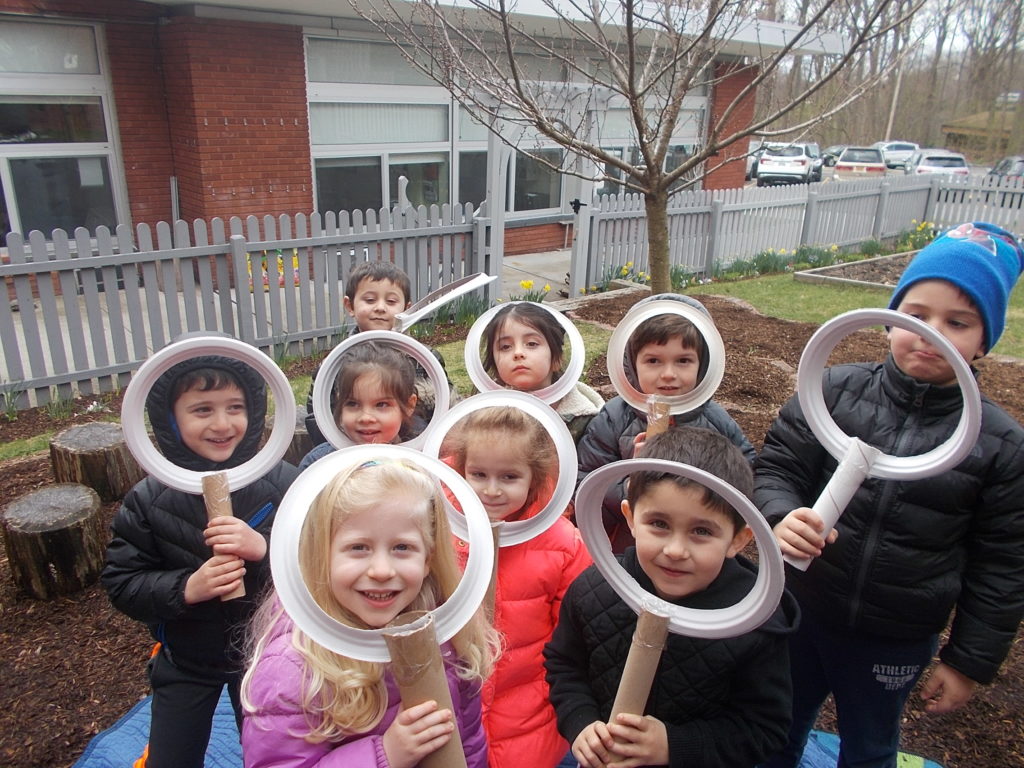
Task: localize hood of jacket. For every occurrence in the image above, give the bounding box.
[146,354,268,472]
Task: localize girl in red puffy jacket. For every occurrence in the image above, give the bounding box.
[446,406,592,768]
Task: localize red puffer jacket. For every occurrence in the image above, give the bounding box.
[452,482,592,768]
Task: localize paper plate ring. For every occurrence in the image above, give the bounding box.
[270,445,494,663]
[575,459,785,639]
[607,299,726,414]
[796,308,982,480]
[121,335,296,494]
[422,390,578,547]
[464,302,585,404]
[312,330,450,451]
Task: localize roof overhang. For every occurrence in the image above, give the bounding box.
[146,1,847,57]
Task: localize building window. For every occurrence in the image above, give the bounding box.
[9,155,115,234]
[513,148,563,212]
[315,156,383,215]
[458,151,487,207]
[389,153,449,208]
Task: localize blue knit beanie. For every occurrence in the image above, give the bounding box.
[888,222,1024,352]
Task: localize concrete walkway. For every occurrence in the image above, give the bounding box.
[500,249,572,300]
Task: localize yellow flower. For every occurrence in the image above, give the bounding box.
[830,244,839,252]
[591,284,598,291]
[620,266,629,276]
[520,279,534,291]
[543,284,551,292]
[579,288,587,295]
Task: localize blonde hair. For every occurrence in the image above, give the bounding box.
[242,457,497,743]
[447,406,557,516]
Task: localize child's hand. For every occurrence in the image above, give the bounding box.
[183,554,246,604]
[605,713,668,768]
[382,699,455,768]
[631,431,647,458]
[920,662,977,714]
[773,507,838,560]
[205,516,267,561]
[572,720,619,768]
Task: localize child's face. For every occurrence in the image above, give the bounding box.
[172,383,248,463]
[339,372,415,444]
[634,336,700,397]
[343,278,410,332]
[622,480,751,601]
[492,316,556,391]
[889,279,986,386]
[463,440,533,522]
[329,497,430,628]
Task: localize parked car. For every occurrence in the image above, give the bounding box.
[904,149,970,177]
[745,139,766,181]
[987,155,1024,182]
[754,143,820,186]
[822,144,848,166]
[872,140,919,169]
[832,146,887,181]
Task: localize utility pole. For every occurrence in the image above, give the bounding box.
[884,66,904,140]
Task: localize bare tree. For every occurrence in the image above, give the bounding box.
[353,0,922,291]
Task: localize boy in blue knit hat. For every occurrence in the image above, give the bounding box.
[755,222,1024,768]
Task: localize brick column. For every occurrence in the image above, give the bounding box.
[705,61,759,191]
[158,16,313,222]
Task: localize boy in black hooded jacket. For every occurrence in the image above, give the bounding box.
[102,355,297,768]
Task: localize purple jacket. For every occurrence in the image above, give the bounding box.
[242,616,488,768]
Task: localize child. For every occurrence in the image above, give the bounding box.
[445,407,592,768]
[102,356,298,768]
[305,260,449,445]
[299,341,421,470]
[481,301,604,443]
[241,458,497,768]
[754,221,1024,768]
[544,427,798,768]
[576,293,755,553]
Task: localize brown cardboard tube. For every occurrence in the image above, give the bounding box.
[483,523,502,623]
[383,611,467,768]
[646,396,671,437]
[609,607,670,722]
[202,472,245,601]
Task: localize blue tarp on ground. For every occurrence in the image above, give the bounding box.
[71,693,942,768]
[71,689,241,768]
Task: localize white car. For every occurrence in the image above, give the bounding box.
[754,143,820,186]
[833,146,887,181]
[904,149,970,178]
[872,140,919,170]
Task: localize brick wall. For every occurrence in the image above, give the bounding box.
[158,17,313,222]
[705,61,758,191]
[505,222,573,256]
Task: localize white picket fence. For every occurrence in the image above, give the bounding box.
[0,204,484,407]
[570,174,1024,295]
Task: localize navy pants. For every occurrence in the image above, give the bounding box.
[759,610,937,768]
[145,647,242,768]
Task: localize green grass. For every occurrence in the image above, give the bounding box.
[686,274,1024,359]
[0,433,53,461]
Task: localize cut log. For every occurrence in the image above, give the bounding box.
[50,422,145,502]
[262,409,312,467]
[2,483,105,600]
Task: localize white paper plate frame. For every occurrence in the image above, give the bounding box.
[311,330,450,451]
[422,390,578,547]
[464,302,585,404]
[606,300,726,415]
[270,446,494,663]
[121,335,297,494]
[796,309,982,480]
[575,459,785,639]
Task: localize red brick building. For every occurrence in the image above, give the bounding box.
[0,1,781,255]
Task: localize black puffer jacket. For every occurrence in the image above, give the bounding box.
[544,550,798,768]
[102,355,298,678]
[755,355,1024,684]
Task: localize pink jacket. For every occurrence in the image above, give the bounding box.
[242,614,487,768]
[453,492,592,768]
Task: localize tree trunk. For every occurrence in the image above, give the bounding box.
[2,483,105,600]
[645,189,671,293]
[49,422,145,502]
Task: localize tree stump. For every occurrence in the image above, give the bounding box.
[2,483,105,600]
[50,422,145,502]
[262,410,313,467]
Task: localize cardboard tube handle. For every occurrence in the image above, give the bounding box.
[784,438,881,571]
[609,608,670,720]
[383,611,468,768]
[202,472,246,600]
[645,396,671,437]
